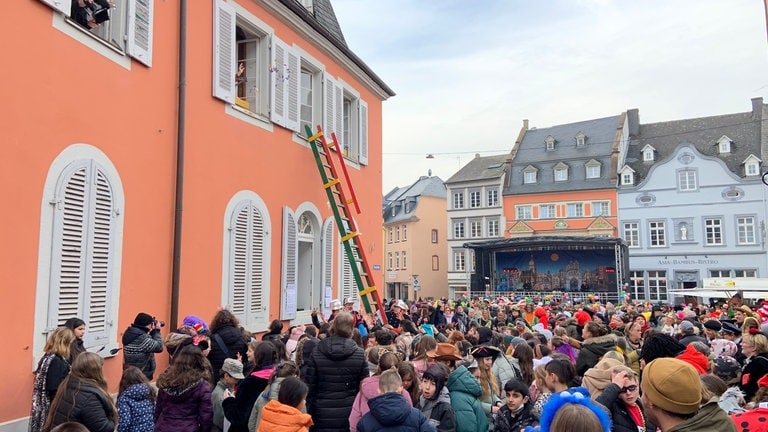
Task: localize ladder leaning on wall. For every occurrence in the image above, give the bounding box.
[305,124,388,325]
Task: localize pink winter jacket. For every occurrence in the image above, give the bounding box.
[347,375,412,432]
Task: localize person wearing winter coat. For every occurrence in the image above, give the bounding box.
[154,345,213,432]
[117,366,156,432]
[212,358,243,432]
[426,343,488,432]
[595,367,654,432]
[257,377,313,432]
[356,369,435,432]
[348,351,412,431]
[303,312,368,432]
[207,309,249,384]
[581,352,625,401]
[29,327,75,432]
[493,378,537,432]
[739,331,768,402]
[44,352,117,432]
[418,364,456,432]
[222,342,277,432]
[451,305,470,333]
[575,322,618,377]
[122,312,164,380]
[249,361,302,431]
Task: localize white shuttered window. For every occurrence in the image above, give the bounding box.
[228,200,269,328]
[281,208,298,320]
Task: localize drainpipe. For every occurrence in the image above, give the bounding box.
[170,0,188,329]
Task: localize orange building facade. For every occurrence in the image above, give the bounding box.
[2,0,392,428]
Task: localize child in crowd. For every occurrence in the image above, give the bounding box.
[356,369,435,432]
[418,364,456,432]
[257,377,313,432]
[494,378,537,432]
[116,366,156,432]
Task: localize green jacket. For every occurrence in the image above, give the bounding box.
[447,366,488,432]
[668,399,737,432]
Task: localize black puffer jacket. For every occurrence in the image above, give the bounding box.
[303,335,368,432]
[575,333,617,376]
[48,378,116,432]
[208,324,248,381]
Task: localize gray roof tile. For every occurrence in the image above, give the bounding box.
[445,154,509,184]
[383,176,446,223]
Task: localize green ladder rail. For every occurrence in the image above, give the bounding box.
[305,125,388,325]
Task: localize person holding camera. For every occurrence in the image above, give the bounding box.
[122,312,164,379]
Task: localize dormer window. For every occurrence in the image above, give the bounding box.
[585,159,601,179]
[619,166,635,186]
[523,165,538,184]
[642,144,656,162]
[545,135,556,151]
[554,162,569,182]
[744,154,762,176]
[718,135,733,154]
[575,131,586,148]
[298,0,314,13]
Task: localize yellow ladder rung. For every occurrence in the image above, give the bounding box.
[324,179,340,189]
[359,286,377,296]
[347,198,354,204]
[328,141,336,148]
[341,231,359,242]
[307,132,324,142]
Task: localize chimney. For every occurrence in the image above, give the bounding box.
[752,97,764,120]
[523,119,529,130]
[627,108,640,137]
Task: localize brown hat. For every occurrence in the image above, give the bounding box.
[641,357,701,415]
[427,343,462,361]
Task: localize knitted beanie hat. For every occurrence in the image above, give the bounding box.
[641,357,702,415]
[675,343,709,374]
[133,312,154,328]
[575,311,591,327]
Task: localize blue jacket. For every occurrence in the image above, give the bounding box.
[356,392,435,432]
[117,383,154,432]
[447,366,488,432]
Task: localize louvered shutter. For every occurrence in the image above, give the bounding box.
[285,47,301,132]
[84,169,114,346]
[270,36,288,127]
[358,99,369,165]
[334,85,343,151]
[49,166,88,334]
[340,243,356,304]
[49,161,116,348]
[250,206,266,323]
[212,0,236,103]
[323,73,337,139]
[127,0,154,67]
[281,208,298,320]
[321,218,335,312]
[38,0,72,16]
[229,204,250,325]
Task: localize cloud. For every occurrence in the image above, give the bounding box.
[332,0,768,192]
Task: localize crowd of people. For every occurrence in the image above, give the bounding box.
[28,295,768,432]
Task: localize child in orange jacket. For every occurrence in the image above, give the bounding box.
[257,377,313,432]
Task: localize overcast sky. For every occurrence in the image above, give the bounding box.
[331,0,768,193]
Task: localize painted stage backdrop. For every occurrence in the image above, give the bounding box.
[494,249,618,292]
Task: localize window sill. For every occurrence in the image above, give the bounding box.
[225,104,273,131]
[52,13,131,70]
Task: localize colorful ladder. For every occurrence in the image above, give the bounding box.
[305,125,388,325]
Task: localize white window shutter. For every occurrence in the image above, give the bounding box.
[321,218,335,310]
[358,99,369,165]
[38,0,72,16]
[323,73,337,138]
[229,204,250,325]
[334,85,343,150]
[127,0,154,67]
[212,0,236,103]
[285,47,301,132]
[339,242,356,303]
[281,207,298,320]
[250,206,266,323]
[270,36,288,127]
[83,169,115,346]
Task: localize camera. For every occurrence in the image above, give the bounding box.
[153,317,166,328]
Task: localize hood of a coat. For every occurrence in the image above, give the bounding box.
[368,392,412,426]
[160,378,205,397]
[317,335,360,360]
[447,365,482,397]
[359,376,380,400]
[261,399,313,428]
[583,333,618,354]
[121,383,151,402]
[122,325,147,345]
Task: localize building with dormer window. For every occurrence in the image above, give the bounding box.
[618,98,768,303]
[502,114,629,238]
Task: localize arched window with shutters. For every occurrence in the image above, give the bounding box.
[222,192,271,331]
[34,145,125,364]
